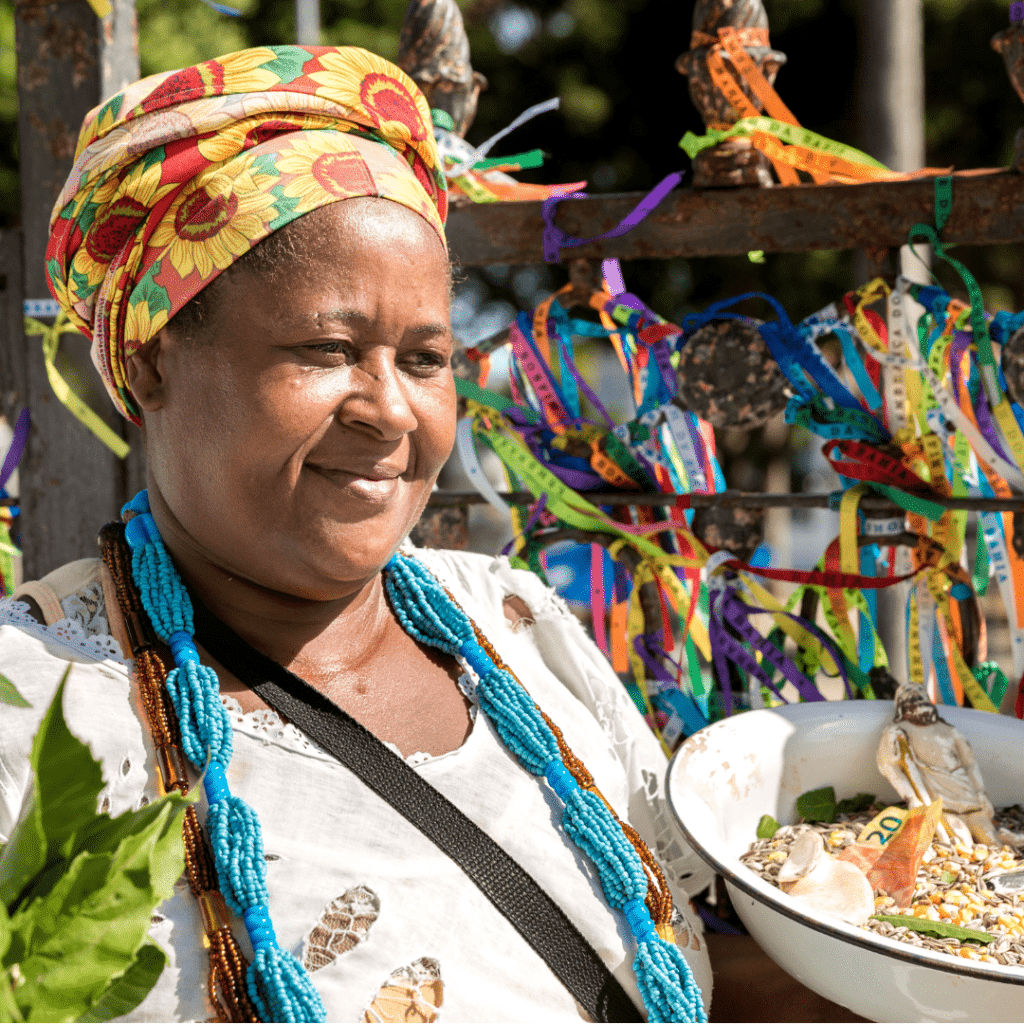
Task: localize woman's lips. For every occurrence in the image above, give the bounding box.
[305,464,402,503]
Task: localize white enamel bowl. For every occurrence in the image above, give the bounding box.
[665,702,1024,1022]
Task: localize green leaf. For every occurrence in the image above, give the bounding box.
[0,673,30,708]
[31,668,105,867]
[836,792,876,815]
[0,671,192,1021]
[796,786,837,824]
[756,814,780,839]
[0,967,25,1024]
[9,849,118,1020]
[76,941,166,1023]
[871,914,994,945]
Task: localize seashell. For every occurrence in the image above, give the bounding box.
[987,869,1024,896]
[777,832,875,926]
[776,831,823,886]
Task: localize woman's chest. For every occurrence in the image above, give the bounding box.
[132,715,638,1023]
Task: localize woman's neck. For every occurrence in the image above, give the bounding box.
[146,489,394,672]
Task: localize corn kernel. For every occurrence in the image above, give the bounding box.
[768,851,787,862]
[939,903,958,920]
[874,896,889,908]
[945,890,967,905]
[997,915,1016,929]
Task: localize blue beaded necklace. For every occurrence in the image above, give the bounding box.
[123,489,706,1024]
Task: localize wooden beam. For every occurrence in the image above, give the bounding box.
[446,170,1024,266]
[14,0,139,579]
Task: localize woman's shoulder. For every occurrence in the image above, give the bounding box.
[408,543,579,626]
[1,557,128,667]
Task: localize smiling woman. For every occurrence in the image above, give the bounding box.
[0,45,711,1024]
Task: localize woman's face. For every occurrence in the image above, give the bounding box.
[137,197,455,599]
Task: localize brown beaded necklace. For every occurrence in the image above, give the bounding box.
[100,522,257,1023]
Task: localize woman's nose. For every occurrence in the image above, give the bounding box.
[339,356,418,440]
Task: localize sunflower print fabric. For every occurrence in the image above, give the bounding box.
[45,45,448,424]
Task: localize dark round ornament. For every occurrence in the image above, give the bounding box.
[692,504,764,563]
[1000,325,1024,407]
[675,318,789,429]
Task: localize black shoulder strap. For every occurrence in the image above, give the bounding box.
[191,600,643,1024]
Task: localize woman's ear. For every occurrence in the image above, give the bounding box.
[125,334,166,412]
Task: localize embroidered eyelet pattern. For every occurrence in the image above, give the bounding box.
[0,597,129,667]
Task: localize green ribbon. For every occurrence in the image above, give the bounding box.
[680,116,888,170]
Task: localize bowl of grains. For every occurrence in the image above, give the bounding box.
[666,701,1024,1023]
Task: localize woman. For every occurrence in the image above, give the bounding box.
[0,46,712,1022]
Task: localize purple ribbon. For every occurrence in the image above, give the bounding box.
[501,494,549,557]
[542,171,685,263]
[721,592,826,703]
[1012,1,1024,23]
[0,409,29,490]
[950,330,1008,458]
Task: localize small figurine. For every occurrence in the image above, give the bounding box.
[991,8,1024,173]
[676,0,787,187]
[876,681,998,847]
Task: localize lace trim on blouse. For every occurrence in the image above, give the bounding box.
[220,661,478,767]
[0,597,129,667]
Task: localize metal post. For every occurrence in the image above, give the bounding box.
[12,0,139,579]
[857,0,926,683]
[295,0,320,46]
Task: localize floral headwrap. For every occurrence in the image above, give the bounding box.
[46,45,448,424]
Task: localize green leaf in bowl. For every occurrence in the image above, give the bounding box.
[871,914,994,945]
[796,786,837,823]
[756,815,780,839]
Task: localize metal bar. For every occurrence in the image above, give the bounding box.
[295,0,321,46]
[426,489,1024,513]
[445,171,1024,267]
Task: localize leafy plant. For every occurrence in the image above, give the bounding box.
[756,814,780,839]
[0,669,193,1022]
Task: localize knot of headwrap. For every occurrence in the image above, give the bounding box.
[46,45,448,424]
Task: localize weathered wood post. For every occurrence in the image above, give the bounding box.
[11,0,139,580]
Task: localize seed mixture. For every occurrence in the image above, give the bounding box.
[740,805,1024,966]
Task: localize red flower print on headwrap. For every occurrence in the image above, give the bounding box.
[359,74,427,142]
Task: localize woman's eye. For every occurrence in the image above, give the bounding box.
[306,341,352,357]
[404,351,448,372]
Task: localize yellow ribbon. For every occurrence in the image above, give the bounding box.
[24,314,129,460]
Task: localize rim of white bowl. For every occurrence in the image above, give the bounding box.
[665,722,1024,986]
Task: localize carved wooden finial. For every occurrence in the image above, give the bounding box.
[676,0,787,187]
[992,16,1024,172]
[398,0,487,138]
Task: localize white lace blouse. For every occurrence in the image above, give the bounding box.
[0,546,713,1023]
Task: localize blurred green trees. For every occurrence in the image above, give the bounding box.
[2,0,1022,319]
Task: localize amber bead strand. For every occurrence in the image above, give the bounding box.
[99,523,257,1023]
[469,619,677,937]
